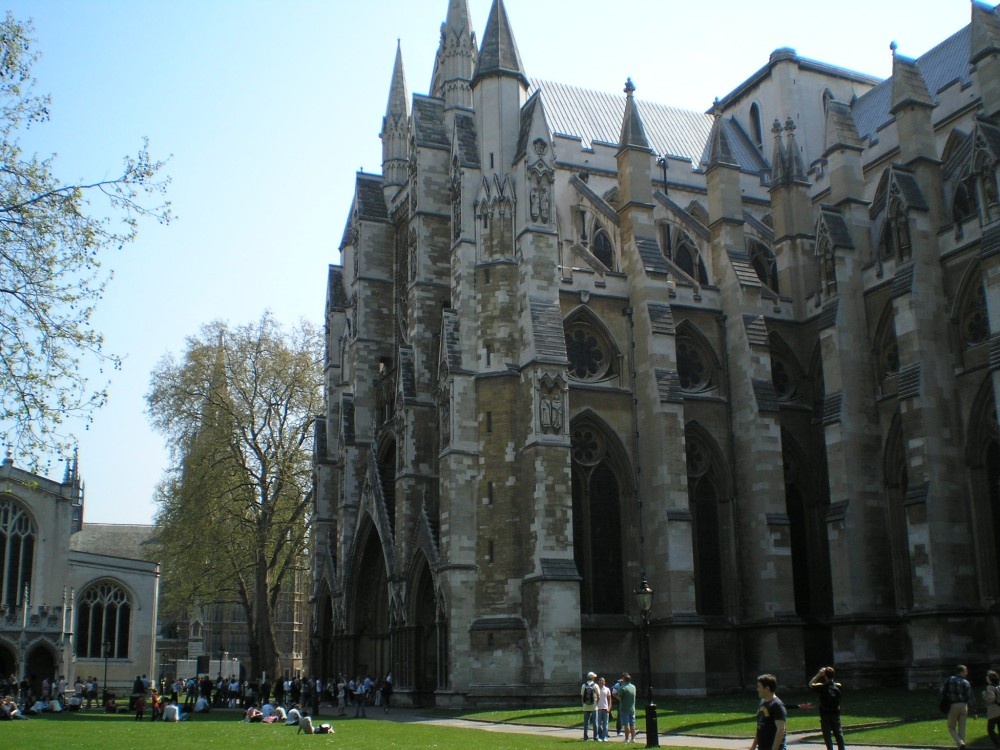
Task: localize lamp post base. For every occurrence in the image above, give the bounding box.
[645,703,659,748]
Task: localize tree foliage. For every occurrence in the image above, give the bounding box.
[0,13,171,458]
[146,313,321,680]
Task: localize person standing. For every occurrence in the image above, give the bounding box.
[985,670,1000,748]
[617,673,637,744]
[941,664,977,750]
[581,671,599,741]
[596,676,612,741]
[749,674,787,750]
[809,666,845,750]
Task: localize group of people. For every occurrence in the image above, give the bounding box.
[939,664,1000,750]
[241,700,333,734]
[580,671,638,742]
[329,673,393,717]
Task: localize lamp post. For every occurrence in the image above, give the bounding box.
[634,577,658,748]
[102,640,112,703]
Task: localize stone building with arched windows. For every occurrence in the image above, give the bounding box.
[312,0,1000,705]
[0,453,159,697]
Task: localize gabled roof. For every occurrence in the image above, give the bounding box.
[852,25,972,141]
[529,299,566,361]
[71,524,155,563]
[701,116,769,172]
[530,78,713,166]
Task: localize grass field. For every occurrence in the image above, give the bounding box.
[1,688,992,750]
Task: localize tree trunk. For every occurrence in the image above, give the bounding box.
[253,549,280,680]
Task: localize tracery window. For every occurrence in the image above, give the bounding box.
[662,224,709,284]
[677,335,713,392]
[571,423,624,615]
[592,228,614,270]
[0,496,35,607]
[686,431,724,616]
[747,239,779,293]
[75,581,132,659]
[878,203,912,262]
[953,172,979,225]
[960,280,989,348]
[565,321,616,382]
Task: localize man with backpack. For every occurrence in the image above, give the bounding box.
[581,671,599,741]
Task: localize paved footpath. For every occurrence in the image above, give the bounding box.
[366,707,929,750]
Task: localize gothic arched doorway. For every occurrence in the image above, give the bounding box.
[349,522,390,681]
[410,556,437,704]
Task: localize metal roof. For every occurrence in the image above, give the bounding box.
[852,26,972,141]
[530,78,714,166]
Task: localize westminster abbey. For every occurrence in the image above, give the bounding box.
[311,0,1000,705]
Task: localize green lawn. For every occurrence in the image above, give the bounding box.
[458,687,990,747]
[1,689,991,750]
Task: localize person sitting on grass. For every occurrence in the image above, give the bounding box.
[163,698,186,722]
[244,703,263,722]
[286,703,302,725]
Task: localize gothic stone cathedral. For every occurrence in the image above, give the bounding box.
[311,0,1000,705]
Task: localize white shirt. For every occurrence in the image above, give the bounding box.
[163,704,180,721]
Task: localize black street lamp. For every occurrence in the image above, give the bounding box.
[102,640,112,703]
[634,577,658,748]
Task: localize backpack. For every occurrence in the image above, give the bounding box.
[583,684,596,704]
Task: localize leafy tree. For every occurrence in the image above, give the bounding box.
[0,12,171,458]
[146,313,321,680]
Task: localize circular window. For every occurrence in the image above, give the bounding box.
[677,337,711,392]
[572,426,606,466]
[566,323,612,381]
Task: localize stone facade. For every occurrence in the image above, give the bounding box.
[0,453,160,698]
[312,0,1000,704]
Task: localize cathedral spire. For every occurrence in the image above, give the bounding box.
[431,0,476,109]
[471,0,528,89]
[385,40,409,123]
[618,78,651,153]
[770,118,787,186]
[381,40,409,190]
[706,99,737,167]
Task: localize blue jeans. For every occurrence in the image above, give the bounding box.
[597,709,610,740]
[583,710,596,739]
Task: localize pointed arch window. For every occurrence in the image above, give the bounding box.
[565,320,618,383]
[960,279,989,348]
[571,423,625,615]
[952,170,980,225]
[878,202,912,262]
[662,224,709,284]
[592,228,615,270]
[685,431,724,616]
[875,308,900,382]
[0,496,36,607]
[676,334,714,393]
[747,239,779,293]
[75,581,132,659]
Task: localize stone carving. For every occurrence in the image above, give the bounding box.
[538,374,565,434]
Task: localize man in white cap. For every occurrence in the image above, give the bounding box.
[581,671,599,741]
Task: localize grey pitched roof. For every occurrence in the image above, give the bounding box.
[636,236,669,273]
[752,378,780,412]
[71,524,155,562]
[818,206,855,250]
[441,309,464,372]
[529,299,567,360]
[472,0,528,88]
[412,95,449,149]
[655,368,683,404]
[327,266,348,310]
[701,116,769,172]
[727,249,762,288]
[514,90,540,163]
[529,78,713,165]
[743,314,769,347]
[453,112,480,168]
[647,302,674,335]
[356,173,389,221]
[852,25,971,141]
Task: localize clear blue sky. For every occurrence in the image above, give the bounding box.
[4,0,973,524]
